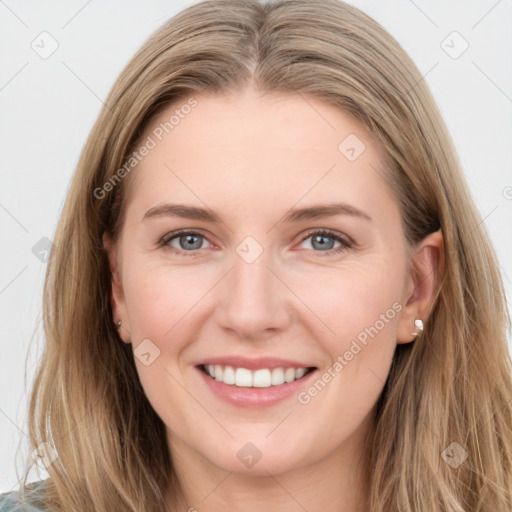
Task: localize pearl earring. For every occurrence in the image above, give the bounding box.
[116,320,122,329]
[410,319,423,337]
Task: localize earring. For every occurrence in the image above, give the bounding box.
[410,319,424,337]
[115,320,122,329]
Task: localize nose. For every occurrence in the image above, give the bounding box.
[214,248,292,341]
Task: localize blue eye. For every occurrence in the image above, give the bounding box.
[161,231,209,252]
[299,230,352,254]
[159,229,353,256]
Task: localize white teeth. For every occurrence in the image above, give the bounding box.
[223,365,235,385]
[203,365,311,387]
[271,368,285,385]
[235,368,252,387]
[253,369,272,388]
[284,368,296,383]
[295,367,307,379]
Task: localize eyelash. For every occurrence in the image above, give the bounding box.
[158,228,354,257]
[299,228,354,255]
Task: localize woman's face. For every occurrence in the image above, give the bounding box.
[105,86,440,476]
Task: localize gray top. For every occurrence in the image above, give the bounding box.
[0,481,49,511]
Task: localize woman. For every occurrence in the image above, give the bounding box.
[1,0,511,510]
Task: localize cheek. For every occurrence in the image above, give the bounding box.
[120,262,210,433]
[122,258,215,342]
[291,268,402,440]
[291,261,403,338]
[286,259,405,391]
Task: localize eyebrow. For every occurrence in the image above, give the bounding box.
[142,202,372,223]
[142,204,220,222]
[282,203,372,223]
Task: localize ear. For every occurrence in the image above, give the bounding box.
[396,229,444,344]
[102,232,131,343]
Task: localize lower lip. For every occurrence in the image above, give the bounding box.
[196,366,317,408]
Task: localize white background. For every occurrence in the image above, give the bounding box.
[1,0,511,492]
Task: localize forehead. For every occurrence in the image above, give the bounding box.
[142,87,374,161]
[125,87,396,222]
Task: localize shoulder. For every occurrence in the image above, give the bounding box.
[0,480,50,512]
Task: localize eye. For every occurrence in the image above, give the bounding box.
[298,229,353,254]
[158,228,353,256]
[160,230,211,253]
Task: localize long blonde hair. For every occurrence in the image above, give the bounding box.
[17,0,512,510]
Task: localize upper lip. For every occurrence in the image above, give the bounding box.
[195,356,316,371]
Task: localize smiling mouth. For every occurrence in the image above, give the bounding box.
[199,364,316,388]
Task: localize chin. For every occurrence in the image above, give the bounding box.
[198,436,310,477]
[214,453,301,477]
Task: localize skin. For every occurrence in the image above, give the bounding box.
[103,85,444,512]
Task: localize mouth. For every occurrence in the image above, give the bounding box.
[198,364,317,388]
